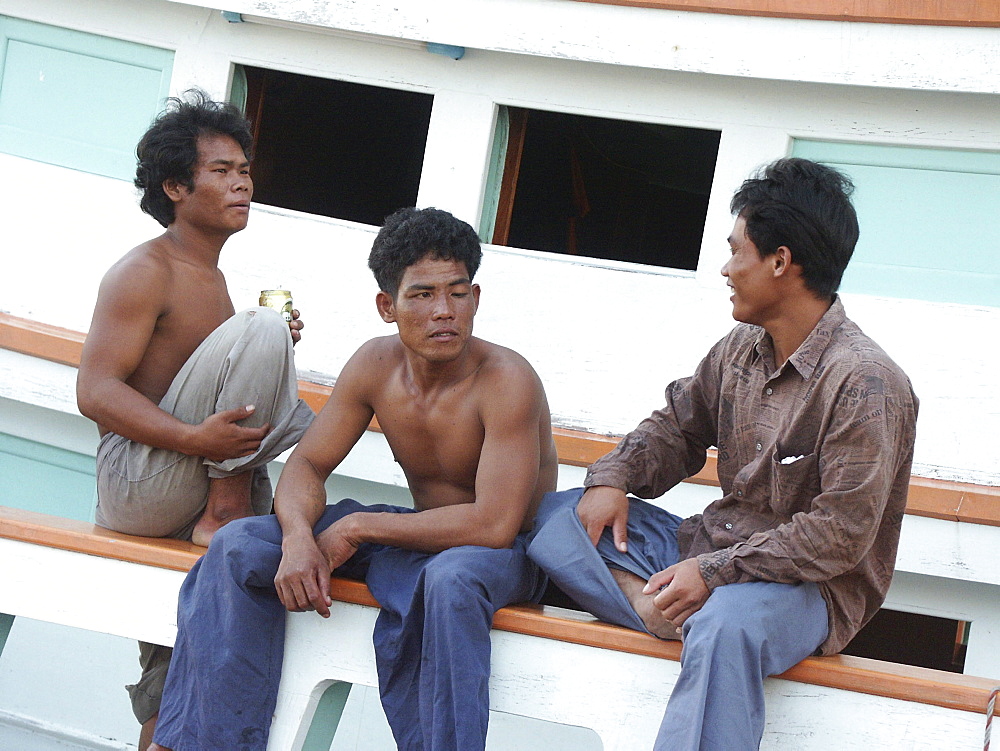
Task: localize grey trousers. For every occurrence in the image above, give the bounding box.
[93,307,315,722]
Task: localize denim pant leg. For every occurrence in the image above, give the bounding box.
[527,488,684,635]
[153,499,403,751]
[366,535,547,751]
[654,580,829,751]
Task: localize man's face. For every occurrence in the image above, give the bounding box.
[721,215,782,326]
[379,256,480,363]
[172,133,252,234]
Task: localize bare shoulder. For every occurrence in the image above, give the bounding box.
[337,335,404,389]
[472,338,548,406]
[98,238,173,307]
[475,338,542,381]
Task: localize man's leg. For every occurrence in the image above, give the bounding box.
[151,499,400,751]
[653,580,828,751]
[366,537,547,751]
[527,488,684,635]
[95,307,312,541]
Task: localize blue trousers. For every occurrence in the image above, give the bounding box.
[527,489,829,751]
[154,499,547,751]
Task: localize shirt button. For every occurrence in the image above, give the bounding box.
[766,387,773,395]
[756,442,763,452]
[725,522,733,530]
[736,490,744,497]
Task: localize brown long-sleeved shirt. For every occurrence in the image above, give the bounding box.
[585,298,918,654]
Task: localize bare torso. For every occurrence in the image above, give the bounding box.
[362,335,557,528]
[89,236,235,435]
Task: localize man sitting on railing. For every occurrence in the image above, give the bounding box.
[76,90,314,750]
[149,207,559,751]
[528,158,919,751]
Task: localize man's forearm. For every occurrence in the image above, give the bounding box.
[342,502,520,553]
[274,454,331,541]
[78,376,199,453]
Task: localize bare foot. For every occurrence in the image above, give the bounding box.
[192,472,254,547]
[610,568,681,640]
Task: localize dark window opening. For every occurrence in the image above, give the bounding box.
[843,609,967,673]
[492,108,720,271]
[240,66,433,226]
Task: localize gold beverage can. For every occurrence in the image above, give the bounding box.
[259,289,293,321]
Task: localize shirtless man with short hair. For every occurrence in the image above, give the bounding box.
[151,206,558,751]
[76,90,313,749]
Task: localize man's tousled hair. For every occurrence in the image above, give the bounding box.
[368,208,483,296]
[731,157,859,299]
[135,89,254,228]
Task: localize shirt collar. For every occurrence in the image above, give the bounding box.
[753,296,846,380]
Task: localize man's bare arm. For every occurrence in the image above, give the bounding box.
[77,257,266,460]
[272,345,378,616]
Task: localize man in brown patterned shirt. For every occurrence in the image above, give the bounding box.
[528,158,918,750]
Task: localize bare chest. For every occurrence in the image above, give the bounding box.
[376,394,485,494]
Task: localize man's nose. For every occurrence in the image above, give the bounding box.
[432,295,454,318]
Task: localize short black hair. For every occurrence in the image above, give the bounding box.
[730,157,859,300]
[368,207,483,296]
[134,89,254,227]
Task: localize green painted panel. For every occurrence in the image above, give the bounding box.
[0,15,173,180]
[0,433,96,522]
[792,140,1000,307]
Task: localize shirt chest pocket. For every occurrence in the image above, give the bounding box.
[769,448,820,517]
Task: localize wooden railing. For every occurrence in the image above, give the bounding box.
[570,0,1000,27]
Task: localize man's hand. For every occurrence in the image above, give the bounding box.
[191,405,270,462]
[577,485,630,551]
[315,516,362,573]
[643,558,710,632]
[275,531,333,617]
[289,309,304,345]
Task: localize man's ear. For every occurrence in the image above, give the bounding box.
[472,283,481,312]
[376,290,396,323]
[772,246,793,278]
[162,178,186,204]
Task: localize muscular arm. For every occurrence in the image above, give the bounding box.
[272,344,378,615]
[76,256,264,461]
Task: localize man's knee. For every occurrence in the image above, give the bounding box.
[207,515,283,580]
[682,582,826,665]
[246,307,291,346]
[683,584,771,652]
[421,548,495,608]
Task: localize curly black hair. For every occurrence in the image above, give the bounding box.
[368,208,483,296]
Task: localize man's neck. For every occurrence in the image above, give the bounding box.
[401,343,481,397]
[763,295,833,368]
[162,222,230,268]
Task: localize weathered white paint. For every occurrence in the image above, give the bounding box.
[154,0,1000,94]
